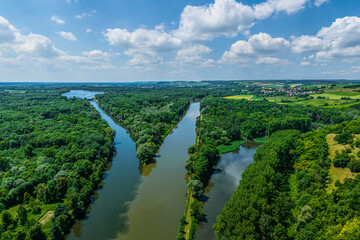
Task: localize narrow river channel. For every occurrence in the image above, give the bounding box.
[63,91,199,240]
[196,142,260,240]
[117,102,200,240]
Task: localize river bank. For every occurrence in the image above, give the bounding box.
[64,91,200,240]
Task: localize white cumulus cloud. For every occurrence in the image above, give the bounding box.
[103,0,325,67]
[82,50,113,60]
[290,16,360,62]
[104,27,182,52]
[255,57,291,64]
[220,32,290,64]
[254,0,308,19]
[174,0,255,41]
[15,33,62,58]
[57,31,77,41]
[175,0,312,42]
[51,16,65,25]
[314,0,329,7]
[291,35,327,53]
[173,44,214,66]
[0,15,117,74]
[0,16,17,44]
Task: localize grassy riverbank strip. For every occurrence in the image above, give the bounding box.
[217,140,245,154]
[254,136,268,144]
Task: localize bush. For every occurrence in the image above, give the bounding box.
[348,159,360,173]
[136,142,156,164]
[187,180,204,199]
[190,199,205,221]
[333,150,352,168]
[188,144,196,154]
[176,233,186,240]
[334,131,353,145]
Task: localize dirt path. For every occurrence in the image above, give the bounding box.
[39,211,54,225]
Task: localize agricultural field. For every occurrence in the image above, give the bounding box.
[225,94,359,108]
[263,84,284,89]
[291,99,357,107]
[314,84,360,99]
[224,94,253,100]
[313,92,360,100]
[226,83,360,108]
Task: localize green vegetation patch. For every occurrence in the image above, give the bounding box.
[217,140,245,154]
[254,136,268,144]
[214,121,360,239]
[224,94,253,100]
[313,93,360,100]
[97,90,192,164]
[0,91,114,239]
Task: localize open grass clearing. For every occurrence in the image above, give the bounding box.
[326,134,359,190]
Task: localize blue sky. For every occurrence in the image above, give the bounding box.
[0,0,360,82]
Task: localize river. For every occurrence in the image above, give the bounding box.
[63,91,199,240]
[196,142,260,240]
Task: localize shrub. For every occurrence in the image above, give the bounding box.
[334,131,353,145]
[188,144,196,154]
[348,159,360,173]
[187,180,204,199]
[333,150,352,168]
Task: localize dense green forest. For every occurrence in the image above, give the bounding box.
[200,97,355,141]
[0,91,114,239]
[179,96,360,240]
[96,87,241,164]
[1,81,360,240]
[97,90,190,164]
[214,120,360,239]
[186,97,356,194]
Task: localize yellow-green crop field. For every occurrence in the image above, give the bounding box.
[224,95,253,100]
[313,92,360,100]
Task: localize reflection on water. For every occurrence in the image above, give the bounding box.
[64,91,142,240]
[116,103,200,240]
[63,91,200,240]
[138,162,157,176]
[197,141,260,240]
[62,90,103,99]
